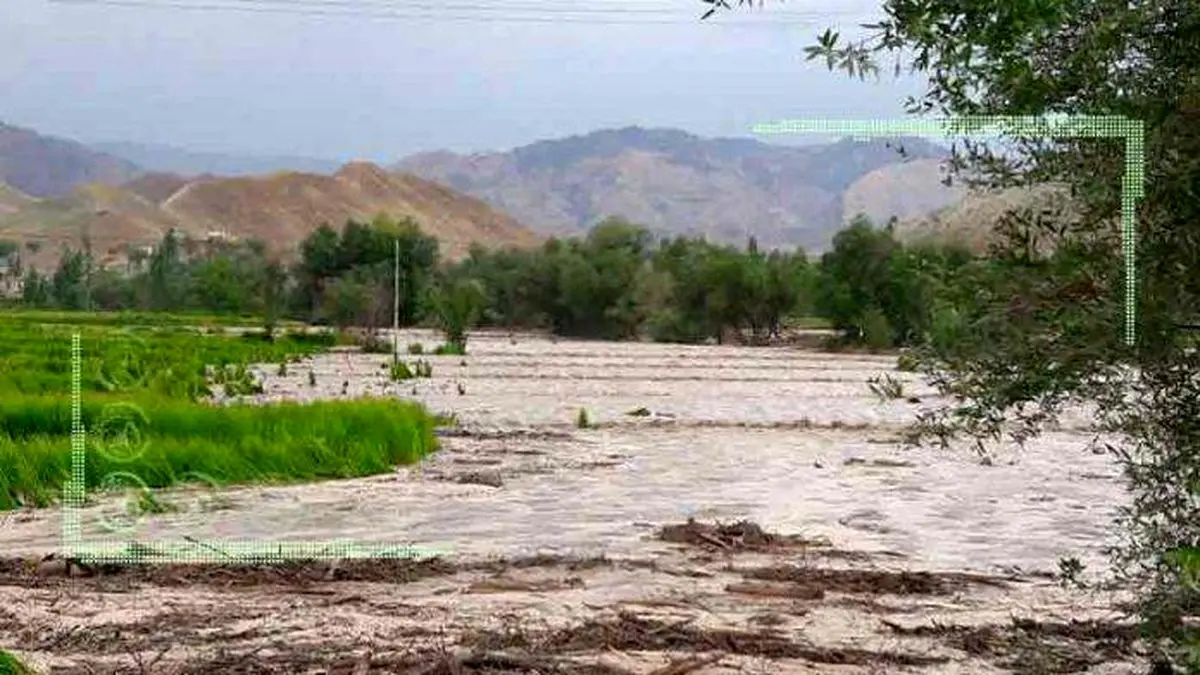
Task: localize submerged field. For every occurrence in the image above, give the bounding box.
[0,328,1146,673]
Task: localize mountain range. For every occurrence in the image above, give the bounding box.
[0,123,139,198]
[0,121,994,272]
[89,141,343,177]
[395,127,966,252]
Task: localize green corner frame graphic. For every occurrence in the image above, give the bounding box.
[752,116,1144,348]
[61,333,444,564]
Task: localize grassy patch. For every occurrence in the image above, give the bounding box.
[354,332,393,354]
[867,374,905,400]
[433,342,467,356]
[390,360,433,381]
[0,395,439,511]
[1,308,300,329]
[0,323,334,400]
[786,315,833,330]
[0,649,36,675]
[0,313,443,512]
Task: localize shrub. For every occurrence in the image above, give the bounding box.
[356,332,392,354]
[867,373,905,400]
[389,360,432,382]
[433,342,466,356]
[858,306,894,351]
[0,649,36,675]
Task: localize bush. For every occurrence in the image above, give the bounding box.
[389,360,432,381]
[0,649,36,675]
[433,342,466,356]
[867,373,905,400]
[355,332,392,354]
[858,306,893,351]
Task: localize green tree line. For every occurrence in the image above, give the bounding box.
[4,212,980,351]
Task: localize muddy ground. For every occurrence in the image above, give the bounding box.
[0,331,1148,673]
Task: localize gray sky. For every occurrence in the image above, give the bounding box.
[2,0,927,162]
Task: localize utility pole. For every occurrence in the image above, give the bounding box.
[392,238,400,364]
[86,211,106,312]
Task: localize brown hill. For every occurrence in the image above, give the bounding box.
[122,172,193,204]
[0,122,140,198]
[841,159,965,226]
[0,162,540,270]
[893,183,1077,253]
[0,183,34,215]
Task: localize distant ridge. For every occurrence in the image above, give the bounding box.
[0,122,139,198]
[90,140,343,177]
[397,126,963,252]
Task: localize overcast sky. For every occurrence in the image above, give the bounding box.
[2,0,927,161]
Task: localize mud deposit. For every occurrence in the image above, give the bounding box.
[0,331,1147,673]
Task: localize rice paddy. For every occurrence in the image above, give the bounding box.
[0,313,441,512]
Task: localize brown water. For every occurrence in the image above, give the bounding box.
[0,332,1145,674]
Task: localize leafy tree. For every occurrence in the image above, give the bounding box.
[147,229,187,310]
[191,255,248,313]
[386,216,441,326]
[50,247,92,310]
[89,267,136,311]
[296,223,341,316]
[323,275,371,331]
[21,268,50,307]
[704,0,1200,664]
[261,260,288,338]
[430,277,487,349]
[293,216,439,327]
[815,215,899,341]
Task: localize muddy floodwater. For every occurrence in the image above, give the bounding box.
[0,331,1147,674]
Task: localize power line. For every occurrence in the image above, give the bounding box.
[131,0,843,17]
[47,0,855,25]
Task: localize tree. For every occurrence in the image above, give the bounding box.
[147,229,186,310]
[704,0,1200,664]
[323,275,371,332]
[296,223,341,317]
[430,276,487,349]
[815,215,900,342]
[50,247,91,310]
[191,255,247,313]
[261,260,288,339]
[373,215,440,327]
[21,268,50,307]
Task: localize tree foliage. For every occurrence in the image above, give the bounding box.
[702,0,1200,665]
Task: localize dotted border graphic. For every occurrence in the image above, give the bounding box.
[752,116,1144,347]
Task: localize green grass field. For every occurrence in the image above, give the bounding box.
[0,649,36,675]
[1,307,306,329]
[0,313,441,512]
